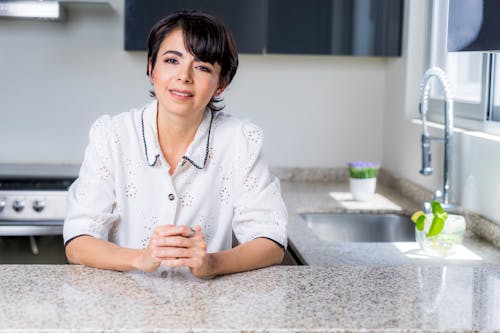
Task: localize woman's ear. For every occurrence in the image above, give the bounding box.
[214,87,225,97]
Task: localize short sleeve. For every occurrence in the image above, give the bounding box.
[232,122,288,250]
[63,115,118,245]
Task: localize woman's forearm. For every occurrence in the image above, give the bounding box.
[66,235,284,275]
[207,238,284,277]
[65,236,145,271]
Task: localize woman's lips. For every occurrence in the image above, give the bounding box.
[169,89,194,98]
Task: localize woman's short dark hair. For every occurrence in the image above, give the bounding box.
[146,10,239,112]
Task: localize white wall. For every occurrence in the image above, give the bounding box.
[227,55,386,167]
[2,1,499,225]
[0,0,387,168]
[383,0,500,226]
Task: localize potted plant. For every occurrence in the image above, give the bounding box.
[411,201,466,256]
[347,161,379,201]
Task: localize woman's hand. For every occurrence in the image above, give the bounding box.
[148,225,215,278]
[135,235,162,273]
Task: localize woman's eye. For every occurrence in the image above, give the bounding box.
[165,58,178,64]
[197,65,212,73]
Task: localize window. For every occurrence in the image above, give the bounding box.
[427,0,500,129]
[492,56,500,122]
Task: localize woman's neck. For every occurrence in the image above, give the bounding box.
[156,108,205,174]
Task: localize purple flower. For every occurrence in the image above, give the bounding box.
[348,161,380,179]
[348,161,379,169]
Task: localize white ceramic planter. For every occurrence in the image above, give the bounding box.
[349,177,376,201]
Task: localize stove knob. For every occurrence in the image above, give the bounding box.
[13,200,25,212]
[0,198,6,213]
[33,200,45,213]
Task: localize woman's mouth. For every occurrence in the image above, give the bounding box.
[170,89,194,98]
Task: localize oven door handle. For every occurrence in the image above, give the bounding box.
[0,221,63,236]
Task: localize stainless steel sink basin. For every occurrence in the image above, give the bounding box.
[299,213,415,243]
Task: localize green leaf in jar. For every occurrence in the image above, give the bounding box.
[427,216,445,237]
[415,215,426,231]
[431,200,445,214]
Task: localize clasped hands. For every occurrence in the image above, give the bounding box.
[139,224,213,278]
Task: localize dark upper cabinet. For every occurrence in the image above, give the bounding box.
[125,0,403,57]
[125,0,267,53]
[267,0,333,54]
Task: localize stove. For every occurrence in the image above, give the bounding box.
[0,164,79,262]
[0,164,79,236]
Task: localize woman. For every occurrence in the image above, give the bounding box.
[63,11,287,278]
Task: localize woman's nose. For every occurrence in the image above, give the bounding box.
[176,65,193,83]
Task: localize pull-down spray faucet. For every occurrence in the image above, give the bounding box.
[418,67,454,208]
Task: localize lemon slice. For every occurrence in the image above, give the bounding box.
[411,211,425,223]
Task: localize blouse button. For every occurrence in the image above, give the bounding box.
[168,193,175,201]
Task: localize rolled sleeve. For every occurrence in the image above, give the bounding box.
[63,115,118,245]
[232,122,288,250]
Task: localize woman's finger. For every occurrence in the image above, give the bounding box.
[151,235,191,248]
[152,246,193,259]
[161,257,203,268]
[154,225,195,238]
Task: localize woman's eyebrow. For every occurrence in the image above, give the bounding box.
[162,50,183,57]
[193,56,214,65]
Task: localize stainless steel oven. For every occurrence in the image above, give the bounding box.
[0,164,78,264]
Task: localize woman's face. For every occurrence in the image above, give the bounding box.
[149,28,223,118]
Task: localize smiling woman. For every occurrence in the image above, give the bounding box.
[63,11,288,278]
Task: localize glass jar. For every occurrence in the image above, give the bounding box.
[415,214,466,256]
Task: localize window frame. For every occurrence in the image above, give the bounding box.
[426,0,500,135]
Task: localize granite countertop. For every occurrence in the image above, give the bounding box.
[281,178,500,266]
[1,264,500,332]
[2,170,500,332]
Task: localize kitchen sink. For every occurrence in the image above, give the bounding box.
[299,213,415,243]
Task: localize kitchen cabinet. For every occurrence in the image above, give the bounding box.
[267,0,402,56]
[125,0,403,56]
[125,0,267,53]
[281,240,306,265]
[0,236,66,264]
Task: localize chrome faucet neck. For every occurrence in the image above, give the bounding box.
[418,67,454,206]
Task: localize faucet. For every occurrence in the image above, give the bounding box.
[418,67,455,210]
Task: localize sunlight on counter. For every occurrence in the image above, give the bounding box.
[329,192,402,211]
[393,242,483,261]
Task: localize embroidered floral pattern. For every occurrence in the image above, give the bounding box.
[219,186,230,204]
[96,165,111,182]
[76,187,87,202]
[124,183,138,198]
[245,127,263,145]
[244,175,258,192]
[219,171,232,204]
[89,215,109,235]
[180,192,194,208]
[207,146,216,163]
[199,214,214,244]
[140,236,150,249]
[124,158,140,176]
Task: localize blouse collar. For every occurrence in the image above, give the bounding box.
[140,100,214,169]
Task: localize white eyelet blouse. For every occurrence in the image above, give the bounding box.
[63,100,288,253]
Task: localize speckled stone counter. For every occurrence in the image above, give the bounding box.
[281,179,500,266]
[2,169,500,332]
[1,264,500,332]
